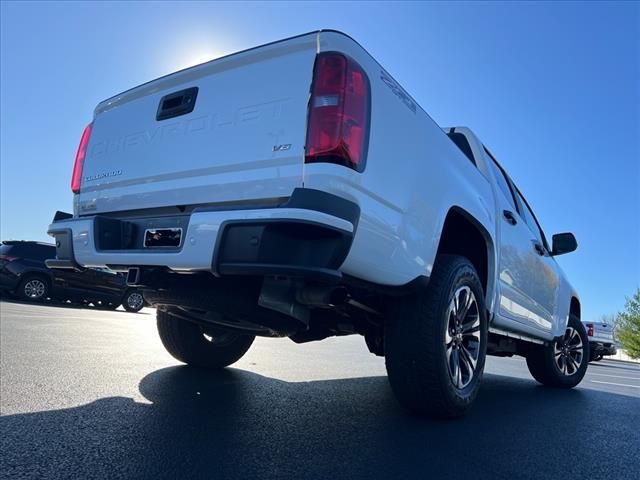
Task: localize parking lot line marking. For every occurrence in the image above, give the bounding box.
[589,372,640,380]
[590,380,640,389]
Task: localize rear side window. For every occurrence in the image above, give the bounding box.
[486,156,517,211]
[447,132,476,165]
[1,243,54,261]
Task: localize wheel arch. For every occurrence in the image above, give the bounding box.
[19,270,52,287]
[570,296,581,320]
[435,206,496,310]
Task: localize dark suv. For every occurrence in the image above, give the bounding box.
[0,241,144,312]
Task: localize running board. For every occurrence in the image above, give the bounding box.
[489,327,545,345]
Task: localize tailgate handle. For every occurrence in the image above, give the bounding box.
[156,87,198,121]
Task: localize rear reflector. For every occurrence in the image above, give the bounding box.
[71,122,93,194]
[305,52,370,172]
[586,324,594,337]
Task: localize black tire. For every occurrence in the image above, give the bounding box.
[123,290,144,313]
[157,309,255,369]
[526,314,589,388]
[18,275,49,302]
[385,254,488,418]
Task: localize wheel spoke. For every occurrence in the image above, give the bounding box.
[453,293,460,317]
[458,288,472,321]
[460,345,477,371]
[568,342,583,352]
[557,355,565,374]
[462,329,481,344]
[567,355,579,374]
[461,315,479,333]
[458,350,472,383]
[570,328,580,343]
[451,348,461,388]
[445,341,454,364]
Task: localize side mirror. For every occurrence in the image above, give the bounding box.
[552,232,577,256]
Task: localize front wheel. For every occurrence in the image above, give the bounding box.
[526,314,589,388]
[157,309,255,369]
[385,254,488,418]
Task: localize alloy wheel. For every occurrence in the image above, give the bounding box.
[24,279,46,299]
[554,326,584,376]
[127,292,144,311]
[445,286,481,389]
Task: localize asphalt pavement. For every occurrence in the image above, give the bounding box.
[1,299,639,480]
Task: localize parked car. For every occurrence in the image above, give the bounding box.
[583,320,617,361]
[46,30,586,418]
[0,240,144,312]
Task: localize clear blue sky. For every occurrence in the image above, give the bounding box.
[1,1,638,320]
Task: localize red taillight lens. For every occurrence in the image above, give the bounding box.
[305,52,370,172]
[586,324,594,337]
[71,122,93,194]
[0,255,18,262]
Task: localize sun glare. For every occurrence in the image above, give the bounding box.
[177,50,224,70]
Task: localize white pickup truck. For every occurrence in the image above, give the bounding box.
[47,30,588,417]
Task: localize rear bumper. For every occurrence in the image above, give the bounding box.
[47,189,358,283]
[589,341,617,356]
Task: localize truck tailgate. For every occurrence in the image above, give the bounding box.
[595,323,615,343]
[78,33,318,215]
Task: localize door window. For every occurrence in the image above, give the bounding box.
[515,190,548,249]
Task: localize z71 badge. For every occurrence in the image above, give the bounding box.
[272,144,292,152]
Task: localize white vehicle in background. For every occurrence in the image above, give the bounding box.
[47,30,588,418]
[583,320,617,361]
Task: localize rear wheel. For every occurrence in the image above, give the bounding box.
[18,276,49,302]
[385,254,488,418]
[157,308,255,369]
[123,290,144,312]
[526,314,589,388]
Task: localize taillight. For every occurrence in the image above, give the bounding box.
[305,52,370,172]
[0,255,19,262]
[71,122,93,194]
[586,324,594,337]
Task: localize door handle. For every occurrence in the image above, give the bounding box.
[156,87,198,121]
[533,242,546,256]
[503,210,517,225]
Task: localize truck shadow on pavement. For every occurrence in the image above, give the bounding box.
[2,367,638,480]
